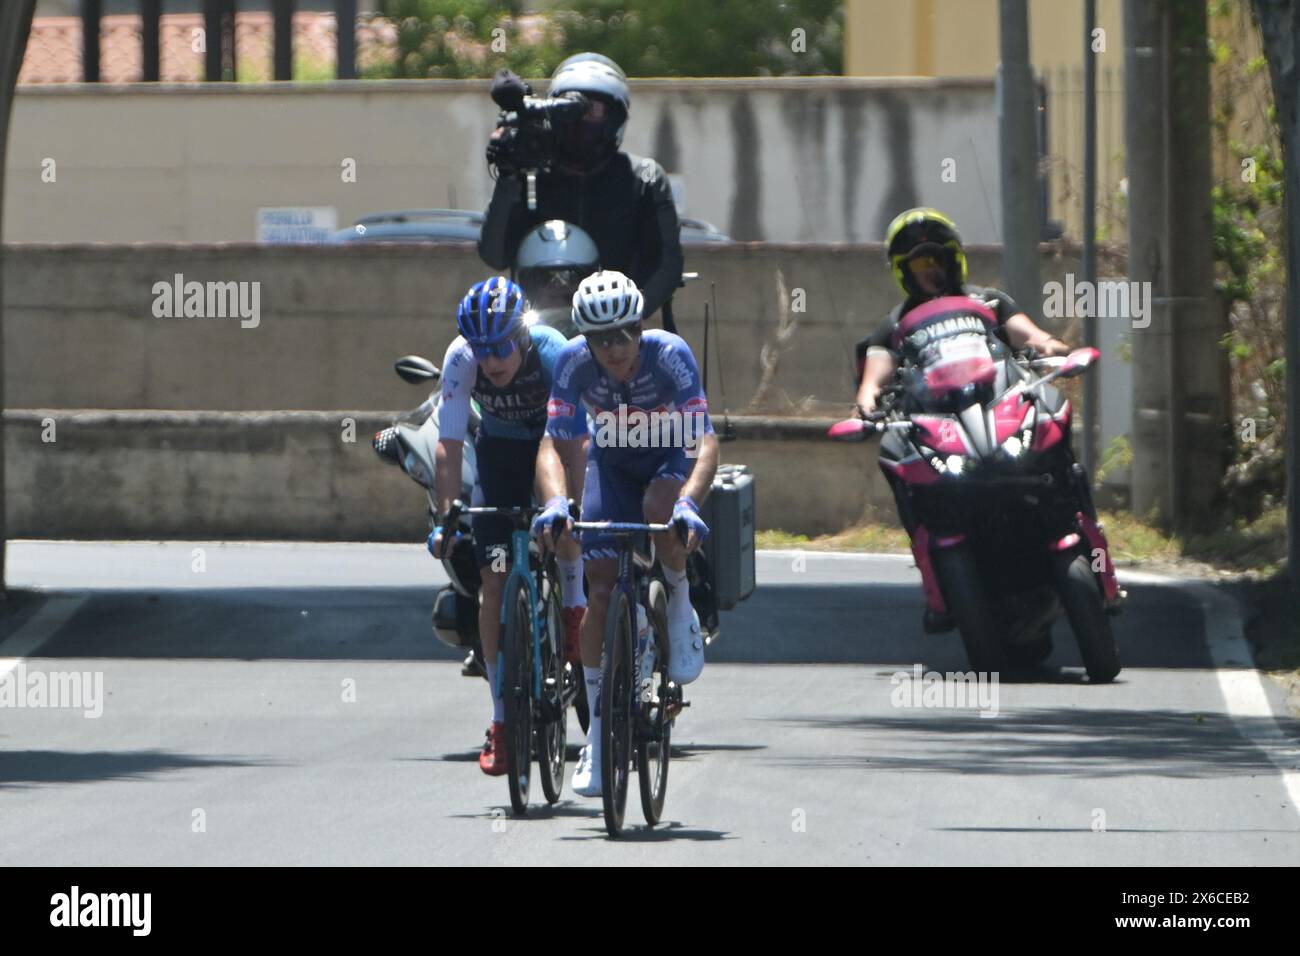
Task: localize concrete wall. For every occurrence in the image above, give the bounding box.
[4,410,889,539]
[7,77,1004,244]
[3,241,1086,413]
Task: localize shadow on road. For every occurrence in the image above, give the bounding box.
[0,749,264,789]
[770,707,1300,778]
[939,825,1300,833]
[421,743,588,764]
[446,800,609,822]
[6,578,1225,673]
[447,803,732,840]
[670,742,767,759]
[557,820,733,843]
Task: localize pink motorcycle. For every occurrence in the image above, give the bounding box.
[831,295,1124,682]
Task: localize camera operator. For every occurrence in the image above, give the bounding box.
[477,54,684,327]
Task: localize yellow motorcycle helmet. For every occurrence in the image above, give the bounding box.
[884,207,968,297]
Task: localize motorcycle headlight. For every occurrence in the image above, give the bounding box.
[1001,406,1036,458]
[944,454,966,475]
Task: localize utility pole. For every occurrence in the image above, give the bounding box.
[1124,0,1221,529]
[997,0,1042,313]
[0,1,38,597]
[1125,0,1174,524]
[1082,0,1099,479]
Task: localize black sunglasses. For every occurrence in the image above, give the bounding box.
[587,326,640,349]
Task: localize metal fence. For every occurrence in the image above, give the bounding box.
[19,12,394,84]
[1041,63,1127,243]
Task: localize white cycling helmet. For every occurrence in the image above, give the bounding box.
[572,270,644,333]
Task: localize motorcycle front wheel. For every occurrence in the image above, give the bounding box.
[932,546,1007,675]
[1054,552,1121,684]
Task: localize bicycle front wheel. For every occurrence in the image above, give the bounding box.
[537,567,567,805]
[637,580,671,825]
[600,589,634,837]
[502,575,534,815]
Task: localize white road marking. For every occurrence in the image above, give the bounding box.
[759,549,914,563]
[0,595,87,678]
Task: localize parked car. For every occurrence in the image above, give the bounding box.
[330,209,484,242]
[679,216,732,244]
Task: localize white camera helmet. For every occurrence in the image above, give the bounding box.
[572,270,644,333]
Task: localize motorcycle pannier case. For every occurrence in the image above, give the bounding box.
[700,464,756,610]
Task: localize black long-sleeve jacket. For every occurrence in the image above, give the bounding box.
[477,152,684,321]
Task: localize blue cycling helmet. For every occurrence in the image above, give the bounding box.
[456,277,528,358]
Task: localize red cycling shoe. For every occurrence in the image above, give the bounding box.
[478,721,508,776]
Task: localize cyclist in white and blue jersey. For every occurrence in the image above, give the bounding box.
[429,277,585,777]
[533,270,719,797]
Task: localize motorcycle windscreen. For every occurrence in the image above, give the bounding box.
[922,334,997,396]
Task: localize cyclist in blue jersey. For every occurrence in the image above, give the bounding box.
[429,277,586,777]
[532,270,719,797]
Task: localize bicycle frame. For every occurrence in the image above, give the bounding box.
[571,519,679,835]
[570,520,674,699]
[572,520,672,616]
[445,503,548,700]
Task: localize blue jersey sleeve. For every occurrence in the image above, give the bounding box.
[657,333,714,437]
[530,323,568,383]
[545,338,590,441]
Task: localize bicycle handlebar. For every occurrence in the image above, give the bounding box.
[571,521,675,535]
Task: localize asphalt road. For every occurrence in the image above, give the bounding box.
[2,541,1298,864]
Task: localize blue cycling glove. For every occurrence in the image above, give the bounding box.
[428,526,459,560]
[672,496,709,543]
[532,496,571,540]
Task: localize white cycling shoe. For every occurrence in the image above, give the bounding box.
[572,743,602,797]
[667,609,705,684]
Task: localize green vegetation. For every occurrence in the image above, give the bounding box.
[1208,2,1287,520]
[364,0,843,79]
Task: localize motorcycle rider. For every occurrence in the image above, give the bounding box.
[854,208,1073,417]
[429,277,586,776]
[852,207,1090,632]
[478,54,684,327]
[514,218,601,338]
[532,270,718,797]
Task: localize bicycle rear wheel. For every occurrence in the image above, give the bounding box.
[537,569,567,804]
[637,580,671,825]
[600,589,634,837]
[502,576,534,815]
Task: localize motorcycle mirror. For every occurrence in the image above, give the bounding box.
[395,355,441,385]
[827,418,872,442]
[1058,346,1100,379]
